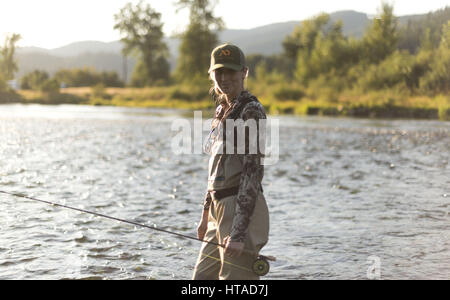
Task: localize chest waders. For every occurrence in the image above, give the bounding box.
[200,96,274,278]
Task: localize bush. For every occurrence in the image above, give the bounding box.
[20,70,49,90]
[0,90,21,103]
[99,71,124,88]
[0,74,22,103]
[307,74,343,102]
[356,51,417,92]
[46,93,86,105]
[272,85,304,101]
[169,84,209,101]
[54,67,124,88]
[439,106,450,121]
[169,88,192,101]
[0,76,7,92]
[436,95,450,121]
[418,21,450,94]
[91,83,107,98]
[419,49,450,94]
[39,79,60,94]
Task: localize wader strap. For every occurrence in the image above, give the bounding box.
[210,186,240,201]
[211,184,264,201]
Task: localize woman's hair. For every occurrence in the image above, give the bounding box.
[209,71,226,106]
[209,67,249,106]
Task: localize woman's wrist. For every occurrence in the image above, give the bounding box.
[201,209,209,220]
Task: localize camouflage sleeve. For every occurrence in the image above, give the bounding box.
[203,190,212,211]
[230,101,266,243]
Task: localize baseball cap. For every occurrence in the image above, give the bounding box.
[208,43,246,73]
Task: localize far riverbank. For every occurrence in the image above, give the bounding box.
[3,86,450,121]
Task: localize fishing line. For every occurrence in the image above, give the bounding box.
[0,190,273,276]
[0,190,221,247]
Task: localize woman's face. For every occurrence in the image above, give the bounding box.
[213,67,246,99]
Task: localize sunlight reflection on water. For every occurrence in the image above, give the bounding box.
[0,104,449,279]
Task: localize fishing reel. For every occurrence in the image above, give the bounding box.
[252,255,276,276]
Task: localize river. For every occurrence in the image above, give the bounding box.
[0,104,449,279]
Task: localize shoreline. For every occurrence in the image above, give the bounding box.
[2,100,448,122]
[2,87,449,121]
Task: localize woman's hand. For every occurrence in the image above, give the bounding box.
[223,236,244,258]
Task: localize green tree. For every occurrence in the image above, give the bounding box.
[129,60,150,87]
[288,14,358,85]
[0,33,21,81]
[20,70,50,90]
[39,79,60,94]
[398,7,450,54]
[246,54,266,78]
[247,53,293,79]
[114,1,170,86]
[355,50,416,91]
[420,21,450,94]
[175,0,224,82]
[418,28,435,52]
[362,3,399,64]
[282,13,330,72]
[301,21,348,78]
[283,13,359,83]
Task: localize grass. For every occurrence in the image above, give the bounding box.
[13,85,450,121]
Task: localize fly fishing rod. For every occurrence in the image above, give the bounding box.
[0,190,275,276]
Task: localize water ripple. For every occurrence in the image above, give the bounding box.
[0,105,449,279]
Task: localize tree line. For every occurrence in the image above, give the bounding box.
[248,4,449,97]
[111,1,450,97]
[20,68,124,92]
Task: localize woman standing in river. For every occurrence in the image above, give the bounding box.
[192,43,270,280]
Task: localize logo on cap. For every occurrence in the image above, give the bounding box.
[219,49,231,56]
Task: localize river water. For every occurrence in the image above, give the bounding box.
[0,104,449,280]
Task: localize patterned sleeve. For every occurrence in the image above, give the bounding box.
[203,190,212,211]
[229,101,266,243]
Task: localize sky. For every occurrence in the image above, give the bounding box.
[0,0,448,49]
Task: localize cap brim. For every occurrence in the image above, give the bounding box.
[208,63,242,73]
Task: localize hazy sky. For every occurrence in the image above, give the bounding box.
[0,0,448,49]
